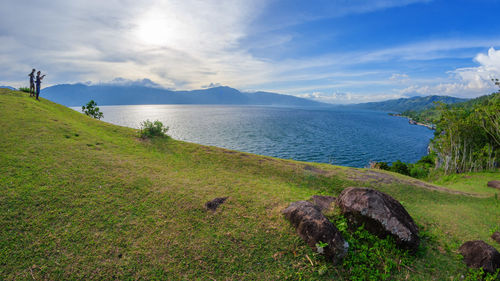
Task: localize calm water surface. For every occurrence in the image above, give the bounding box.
[82,105,434,168]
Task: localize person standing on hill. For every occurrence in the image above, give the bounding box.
[28,69,36,97]
[35,71,45,101]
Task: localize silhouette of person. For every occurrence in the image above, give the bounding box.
[28,69,36,97]
[35,71,45,101]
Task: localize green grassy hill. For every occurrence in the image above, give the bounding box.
[1,89,499,280]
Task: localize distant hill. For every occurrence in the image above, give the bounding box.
[0,86,16,90]
[347,95,468,112]
[401,92,499,124]
[41,84,328,107]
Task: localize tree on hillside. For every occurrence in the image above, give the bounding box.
[477,80,500,146]
[433,84,499,173]
[82,100,104,120]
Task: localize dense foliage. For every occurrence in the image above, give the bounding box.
[353,95,467,112]
[331,215,415,280]
[379,91,499,177]
[374,154,435,179]
[433,92,499,173]
[139,119,169,138]
[402,93,499,128]
[81,100,104,120]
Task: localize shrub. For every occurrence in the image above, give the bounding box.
[416,154,435,167]
[139,120,169,138]
[82,100,104,120]
[19,87,30,93]
[463,267,499,281]
[391,160,410,176]
[409,165,429,179]
[377,162,391,171]
[332,215,414,280]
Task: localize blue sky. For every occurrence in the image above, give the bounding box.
[1,0,500,103]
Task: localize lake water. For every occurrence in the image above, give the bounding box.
[81,105,434,168]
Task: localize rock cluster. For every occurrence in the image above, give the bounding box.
[284,186,500,276]
[283,187,420,264]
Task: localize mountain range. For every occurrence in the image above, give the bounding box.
[41,84,328,107]
[40,83,469,112]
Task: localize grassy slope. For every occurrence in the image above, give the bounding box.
[0,89,499,280]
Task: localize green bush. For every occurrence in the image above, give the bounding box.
[377,162,390,171]
[391,160,410,176]
[332,215,413,280]
[139,120,169,138]
[19,87,30,93]
[373,157,433,179]
[416,154,435,167]
[409,165,429,179]
[463,267,500,281]
[82,100,104,120]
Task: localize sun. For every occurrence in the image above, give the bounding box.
[133,11,181,47]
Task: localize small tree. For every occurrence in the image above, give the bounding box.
[82,100,104,120]
[391,160,410,176]
[139,119,169,138]
[19,87,31,93]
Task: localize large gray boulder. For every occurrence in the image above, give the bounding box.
[283,201,348,264]
[459,240,500,274]
[337,187,419,251]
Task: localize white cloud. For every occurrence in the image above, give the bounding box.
[390,73,410,83]
[1,0,498,104]
[96,78,164,88]
[201,82,222,88]
[298,91,405,104]
[401,47,500,98]
[0,0,439,91]
[0,0,269,89]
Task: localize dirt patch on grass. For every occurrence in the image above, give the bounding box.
[347,169,489,197]
[303,165,330,176]
[297,164,487,198]
[193,144,487,198]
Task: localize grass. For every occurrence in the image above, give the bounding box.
[431,171,500,196]
[0,88,499,280]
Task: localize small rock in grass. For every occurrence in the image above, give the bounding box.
[459,240,500,274]
[282,201,348,264]
[492,232,500,244]
[309,195,336,213]
[337,187,420,252]
[487,180,500,189]
[205,197,229,211]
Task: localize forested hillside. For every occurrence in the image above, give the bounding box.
[348,95,467,112]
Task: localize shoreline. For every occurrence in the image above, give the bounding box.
[389,113,436,130]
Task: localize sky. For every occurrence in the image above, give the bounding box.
[1,0,500,104]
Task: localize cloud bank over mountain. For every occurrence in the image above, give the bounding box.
[1,0,500,103]
[400,47,500,98]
